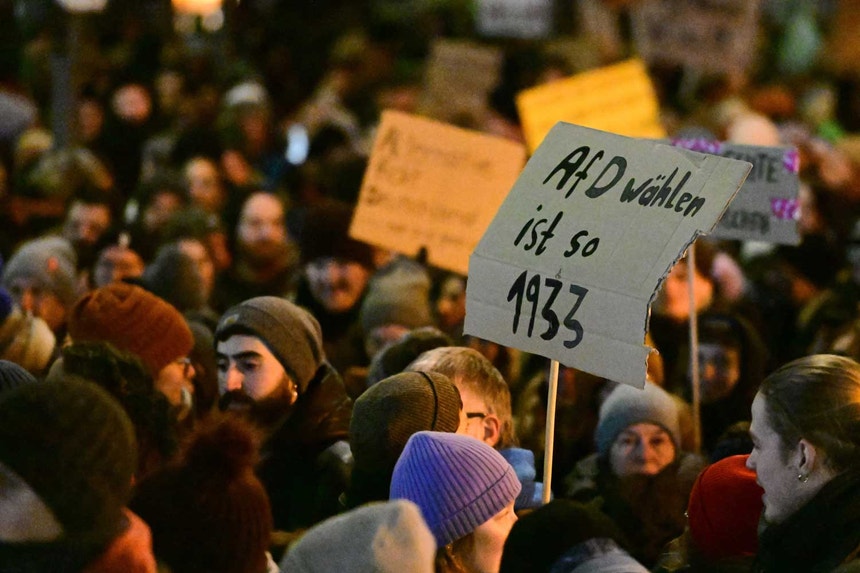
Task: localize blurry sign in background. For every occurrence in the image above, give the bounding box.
[351,110,526,275]
[671,140,801,245]
[516,59,666,152]
[475,0,554,40]
[630,0,762,74]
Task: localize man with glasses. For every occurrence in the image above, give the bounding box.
[67,282,197,418]
[408,346,547,510]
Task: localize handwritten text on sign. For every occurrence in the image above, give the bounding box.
[672,139,800,245]
[351,110,526,275]
[465,123,751,388]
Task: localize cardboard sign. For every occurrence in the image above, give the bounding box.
[630,0,761,74]
[351,110,527,275]
[465,123,751,387]
[825,0,860,74]
[516,59,665,153]
[672,139,800,244]
[420,39,504,124]
[476,0,553,39]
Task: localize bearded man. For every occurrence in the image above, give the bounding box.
[214,296,352,532]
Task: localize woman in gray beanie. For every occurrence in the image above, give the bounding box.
[563,381,705,568]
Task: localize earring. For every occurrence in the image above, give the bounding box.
[797,473,809,483]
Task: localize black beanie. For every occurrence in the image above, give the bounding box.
[215,296,325,394]
[0,378,137,544]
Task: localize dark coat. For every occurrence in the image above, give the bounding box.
[754,470,860,573]
[258,361,353,532]
[565,453,705,569]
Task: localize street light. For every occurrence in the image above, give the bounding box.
[172,0,223,16]
[172,0,225,33]
[55,0,108,13]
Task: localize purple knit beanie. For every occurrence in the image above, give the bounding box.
[390,431,521,547]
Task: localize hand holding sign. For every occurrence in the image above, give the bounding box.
[465,123,751,388]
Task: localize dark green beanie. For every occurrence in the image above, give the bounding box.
[0,378,137,543]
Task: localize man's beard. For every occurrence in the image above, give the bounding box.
[218,379,295,430]
[238,239,291,269]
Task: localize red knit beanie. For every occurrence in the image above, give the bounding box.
[68,282,194,376]
[687,454,764,561]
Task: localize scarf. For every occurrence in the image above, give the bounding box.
[755,469,860,573]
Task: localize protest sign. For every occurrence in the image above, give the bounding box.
[516,59,665,153]
[420,39,503,124]
[465,123,751,388]
[630,0,761,74]
[351,110,527,275]
[476,0,553,39]
[671,139,800,244]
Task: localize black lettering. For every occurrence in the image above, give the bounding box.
[638,175,663,206]
[685,196,705,217]
[675,192,693,213]
[620,177,652,203]
[543,147,590,197]
[584,155,626,199]
[535,211,564,255]
[514,205,541,247]
[649,168,677,207]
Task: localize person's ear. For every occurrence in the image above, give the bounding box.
[482,414,501,448]
[797,438,831,482]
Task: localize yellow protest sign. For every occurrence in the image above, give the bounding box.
[465,123,750,388]
[351,110,527,275]
[516,59,665,153]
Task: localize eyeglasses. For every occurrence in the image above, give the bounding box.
[175,357,194,379]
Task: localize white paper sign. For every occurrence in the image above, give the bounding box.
[476,0,553,39]
[671,139,800,245]
[465,123,751,388]
[630,0,761,74]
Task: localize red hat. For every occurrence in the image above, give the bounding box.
[687,454,764,560]
[68,282,193,376]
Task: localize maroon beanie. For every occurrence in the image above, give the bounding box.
[130,417,273,573]
[68,282,194,376]
[687,454,764,560]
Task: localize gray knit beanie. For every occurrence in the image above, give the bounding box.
[390,431,521,547]
[215,297,324,394]
[1,236,78,308]
[280,500,436,573]
[595,381,681,458]
[359,260,434,335]
[350,371,462,475]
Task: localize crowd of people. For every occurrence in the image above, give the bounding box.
[1,0,860,572]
